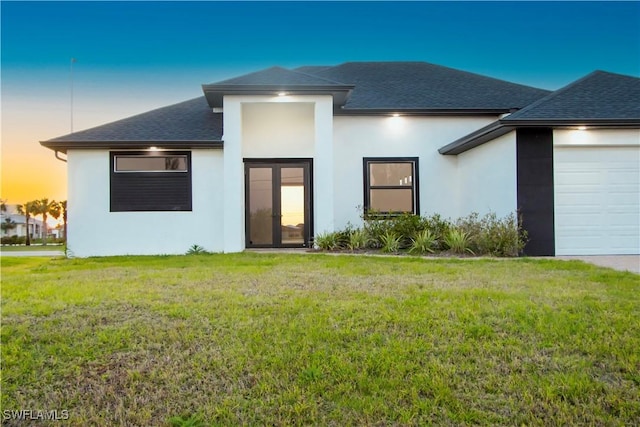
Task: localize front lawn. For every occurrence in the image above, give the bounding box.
[1,254,638,426]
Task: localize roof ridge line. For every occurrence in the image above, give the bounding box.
[287,66,347,85]
[503,71,603,120]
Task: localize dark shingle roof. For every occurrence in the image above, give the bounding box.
[211,66,345,86]
[41,62,567,152]
[41,97,222,152]
[202,66,354,108]
[503,71,640,123]
[305,62,551,111]
[440,70,640,155]
[294,65,334,74]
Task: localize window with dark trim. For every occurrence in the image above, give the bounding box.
[114,155,188,172]
[110,151,192,212]
[363,157,419,215]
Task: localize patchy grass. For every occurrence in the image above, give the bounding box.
[1,253,639,426]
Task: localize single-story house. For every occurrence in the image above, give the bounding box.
[1,206,45,240]
[41,62,640,257]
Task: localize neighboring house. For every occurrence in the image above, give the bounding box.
[1,205,44,239]
[41,62,640,257]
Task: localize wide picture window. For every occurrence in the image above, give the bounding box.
[110,152,192,212]
[363,157,418,215]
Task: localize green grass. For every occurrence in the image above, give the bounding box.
[1,253,639,426]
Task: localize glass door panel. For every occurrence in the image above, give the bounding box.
[280,167,305,245]
[248,167,273,245]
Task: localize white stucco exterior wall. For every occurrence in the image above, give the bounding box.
[457,131,517,217]
[332,115,498,228]
[554,128,640,147]
[67,149,224,257]
[242,103,315,158]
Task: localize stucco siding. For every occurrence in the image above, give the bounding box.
[67,149,224,257]
[457,131,517,217]
[332,115,498,228]
[242,103,315,158]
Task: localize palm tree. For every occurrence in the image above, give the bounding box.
[1,217,17,235]
[60,200,68,243]
[17,201,37,246]
[33,199,61,246]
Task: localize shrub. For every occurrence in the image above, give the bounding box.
[362,213,425,250]
[456,212,527,257]
[362,217,391,249]
[1,235,17,245]
[380,231,402,253]
[1,235,26,245]
[315,232,343,250]
[409,229,437,254]
[443,228,474,255]
[347,229,369,251]
[422,214,452,250]
[388,214,425,249]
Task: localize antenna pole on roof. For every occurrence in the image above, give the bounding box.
[70,57,76,133]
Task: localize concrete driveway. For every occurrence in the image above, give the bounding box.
[556,255,640,274]
[0,250,64,257]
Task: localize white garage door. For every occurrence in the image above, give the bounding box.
[554,146,640,255]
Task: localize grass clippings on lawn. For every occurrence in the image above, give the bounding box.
[1,253,639,426]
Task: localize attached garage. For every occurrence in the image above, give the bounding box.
[554,144,640,255]
[440,71,640,256]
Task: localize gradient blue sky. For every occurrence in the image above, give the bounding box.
[1,1,639,203]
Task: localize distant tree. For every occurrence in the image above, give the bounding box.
[33,199,61,246]
[1,217,17,235]
[17,201,37,246]
[0,199,7,214]
[60,200,68,243]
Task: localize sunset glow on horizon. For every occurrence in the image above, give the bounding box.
[2,1,638,206]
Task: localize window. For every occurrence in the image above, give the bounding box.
[110,151,192,212]
[363,157,419,215]
[114,155,188,172]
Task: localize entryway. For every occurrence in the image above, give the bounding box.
[245,160,312,248]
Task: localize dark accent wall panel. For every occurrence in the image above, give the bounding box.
[516,128,555,256]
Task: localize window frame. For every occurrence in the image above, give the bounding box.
[363,157,419,216]
[109,151,192,212]
[113,154,189,173]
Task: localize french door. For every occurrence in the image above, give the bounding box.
[245,160,312,248]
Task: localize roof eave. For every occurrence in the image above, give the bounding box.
[500,118,640,127]
[438,121,514,155]
[40,140,224,154]
[335,108,511,116]
[439,117,640,155]
[201,84,355,109]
